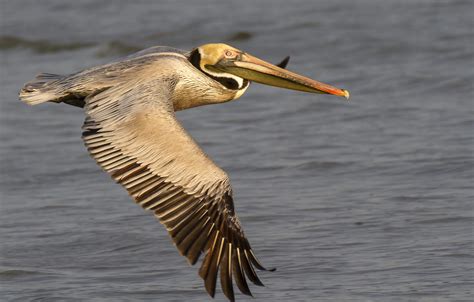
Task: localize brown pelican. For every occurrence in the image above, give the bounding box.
[19,43,349,301]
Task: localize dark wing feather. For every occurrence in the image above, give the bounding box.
[81,78,271,301]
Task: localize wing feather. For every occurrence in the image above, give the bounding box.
[81,79,271,300]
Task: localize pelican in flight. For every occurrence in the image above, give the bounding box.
[20,43,349,301]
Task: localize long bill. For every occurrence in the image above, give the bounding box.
[211,53,350,99]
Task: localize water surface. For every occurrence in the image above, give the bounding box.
[1,0,473,301]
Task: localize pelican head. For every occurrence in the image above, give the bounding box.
[187,43,349,104]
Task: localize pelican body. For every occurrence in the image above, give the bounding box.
[19,43,349,301]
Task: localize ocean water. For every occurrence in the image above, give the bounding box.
[0,0,473,301]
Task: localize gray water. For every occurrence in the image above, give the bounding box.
[1,0,473,301]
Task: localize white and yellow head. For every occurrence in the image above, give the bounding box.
[174,43,349,110]
[192,43,348,95]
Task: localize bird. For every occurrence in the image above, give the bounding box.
[19,43,349,301]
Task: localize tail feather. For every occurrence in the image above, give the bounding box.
[36,72,63,80]
[19,73,66,105]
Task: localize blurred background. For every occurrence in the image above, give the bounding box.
[1,0,472,301]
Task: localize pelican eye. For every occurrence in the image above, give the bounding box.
[224,50,237,58]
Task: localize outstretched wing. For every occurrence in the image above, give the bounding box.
[81,77,271,301]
